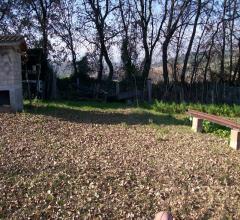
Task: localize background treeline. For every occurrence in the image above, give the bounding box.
[1,0,240,103]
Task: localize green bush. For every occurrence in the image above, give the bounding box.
[152,100,239,138]
[203,121,230,138]
[152,101,187,114]
[152,100,240,117]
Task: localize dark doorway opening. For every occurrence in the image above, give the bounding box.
[0,90,10,106]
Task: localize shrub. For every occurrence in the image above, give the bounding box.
[203,120,230,138]
[152,100,240,118]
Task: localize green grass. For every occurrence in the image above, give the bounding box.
[202,121,231,138]
[152,100,240,117]
[24,99,189,128]
[24,99,129,112]
[24,99,240,139]
[25,99,240,118]
[152,100,240,138]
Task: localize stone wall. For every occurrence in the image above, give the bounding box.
[0,47,23,111]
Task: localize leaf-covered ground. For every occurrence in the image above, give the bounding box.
[1,103,240,219]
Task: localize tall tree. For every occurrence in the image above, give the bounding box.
[118,0,138,79]
[190,1,214,85]
[22,0,58,97]
[83,0,118,81]
[220,0,227,81]
[52,0,79,76]
[133,0,168,81]
[0,0,12,22]
[161,0,191,85]
[180,0,202,84]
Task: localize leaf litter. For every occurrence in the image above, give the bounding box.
[1,109,240,219]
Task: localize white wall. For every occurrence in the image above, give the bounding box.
[0,47,23,111]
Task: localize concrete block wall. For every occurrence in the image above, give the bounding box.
[0,47,23,111]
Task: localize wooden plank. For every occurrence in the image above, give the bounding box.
[187,109,240,130]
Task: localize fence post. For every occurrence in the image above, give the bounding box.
[211,89,214,104]
[51,72,57,99]
[76,78,80,88]
[116,81,120,98]
[147,79,152,103]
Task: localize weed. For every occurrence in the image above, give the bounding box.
[152,100,240,117]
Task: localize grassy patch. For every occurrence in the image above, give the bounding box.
[152,100,240,117]
[24,99,133,112]
[152,100,239,138]
[24,99,237,139]
[203,121,231,138]
[24,100,187,128]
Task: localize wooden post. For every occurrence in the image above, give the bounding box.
[51,72,57,99]
[192,117,203,132]
[230,129,240,150]
[116,81,120,98]
[211,89,214,104]
[76,78,80,88]
[147,79,152,103]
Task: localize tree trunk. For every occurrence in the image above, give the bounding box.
[97,49,104,82]
[180,0,201,85]
[102,44,114,81]
[69,30,78,76]
[42,25,50,99]
[72,50,78,77]
[220,0,227,81]
[229,0,236,83]
[232,39,240,84]
[98,29,114,81]
[173,25,186,82]
[162,40,170,85]
[142,55,152,80]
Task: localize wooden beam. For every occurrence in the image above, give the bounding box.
[187,109,240,130]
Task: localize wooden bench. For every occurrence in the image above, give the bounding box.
[187,109,240,150]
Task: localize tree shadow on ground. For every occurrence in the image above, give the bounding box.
[25,105,189,126]
[36,100,141,110]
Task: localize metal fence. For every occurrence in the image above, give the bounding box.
[153,82,240,104]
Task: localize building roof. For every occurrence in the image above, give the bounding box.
[0,35,27,51]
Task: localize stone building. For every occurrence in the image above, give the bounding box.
[0,36,27,111]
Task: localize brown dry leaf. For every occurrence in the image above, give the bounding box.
[0,107,240,219]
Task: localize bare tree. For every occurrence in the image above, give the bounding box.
[82,0,119,81]
[22,0,58,98]
[118,0,138,79]
[220,0,227,81]
[52,0,80,76]
[172,21,187,82]
[161,0,191,85]
[180,0,203,85]
[0,0,12,22]
[133,0,168,81]
[190,1,214,85]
